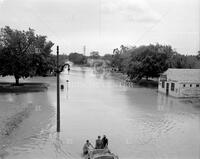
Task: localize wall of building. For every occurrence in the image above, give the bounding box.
[168,82,179,97]
[158,79,200,98]
[158,81,166,94]
[179,83,200,97]
[158,80,180,97]
[158,69,200,98]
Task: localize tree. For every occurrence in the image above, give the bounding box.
[197,51,200,60]
[125,44,173,81]
[102,54,112,61]
[111,48,123,71]
[68,52,87,64]
[31,35,54,76]
[0,26,54,85]
[111,46,134,73]
[120,45,129,54]
[90,51,100,59]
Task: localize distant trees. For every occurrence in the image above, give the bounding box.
[68,52,87,65]
[111,48,125,72]
[0,26,54,85]
[90,51,100,59]
[102,54,113,62]
[58,54,68,66]
[103,43,200,82]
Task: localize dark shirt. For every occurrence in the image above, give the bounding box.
[102,137,108,148]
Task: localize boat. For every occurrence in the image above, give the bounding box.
[85,148,119,159]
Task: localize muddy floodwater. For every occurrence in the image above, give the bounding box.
[0,67,200,159]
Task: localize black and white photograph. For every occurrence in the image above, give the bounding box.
[0,0,200,158]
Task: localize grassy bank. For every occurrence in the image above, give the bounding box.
[0,82,49,93]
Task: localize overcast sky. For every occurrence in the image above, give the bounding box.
[0,0,199,55]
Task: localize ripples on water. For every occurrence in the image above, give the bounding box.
[0,67,200,159]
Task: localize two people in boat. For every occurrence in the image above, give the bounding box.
[83,135,108,155]
[95,135,108,149]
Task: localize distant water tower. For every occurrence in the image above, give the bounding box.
[83,45,86,55]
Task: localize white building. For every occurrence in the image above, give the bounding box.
[158,69,200,98]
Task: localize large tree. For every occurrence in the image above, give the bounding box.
[68,52,87,64]
[0,26,54,85]
[126,44,175,81]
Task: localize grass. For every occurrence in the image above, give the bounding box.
[0,82,49,93]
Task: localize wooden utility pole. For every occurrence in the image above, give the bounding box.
[83,45,86,55]
[57,45,60,132]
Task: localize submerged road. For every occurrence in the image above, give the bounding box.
[0,66,200,159]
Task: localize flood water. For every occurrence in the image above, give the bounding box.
[0,66,200,159]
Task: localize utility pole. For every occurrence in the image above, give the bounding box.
[83,45,86,56]
[57,45,60,132]
[56,46,70,132]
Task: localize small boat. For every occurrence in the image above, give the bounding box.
[85,148,119,159]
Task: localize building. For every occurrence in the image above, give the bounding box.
[158,69,200,98]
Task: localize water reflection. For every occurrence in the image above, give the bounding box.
[157,93,200,114]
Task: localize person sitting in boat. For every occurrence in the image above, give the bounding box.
[83,140,93,155]
[95,136,103,149]
[102,135,108,149]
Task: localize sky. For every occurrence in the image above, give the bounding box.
[0,0,199,55]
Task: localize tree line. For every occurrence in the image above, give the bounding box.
[107,44,200,81]
[67,44,200,82]
[0,26,199,84]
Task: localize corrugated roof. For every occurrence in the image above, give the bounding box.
[163,68,200,83]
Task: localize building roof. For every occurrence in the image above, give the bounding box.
[162,68,200,83]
